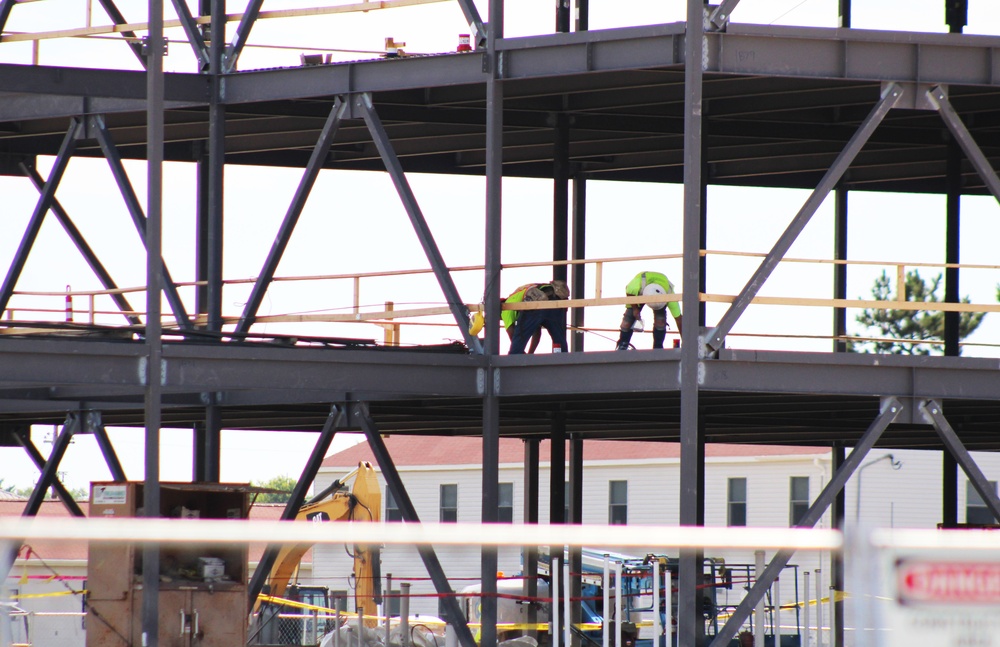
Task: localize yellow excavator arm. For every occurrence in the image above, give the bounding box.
[265,461,382,618]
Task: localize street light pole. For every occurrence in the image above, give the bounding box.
[854,453,903,522]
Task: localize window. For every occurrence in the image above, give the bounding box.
[789,476,809,526]
[440,484,458,522]
[966,480,998,525]
[385,489,402,522]
[728,477,747,527]
[609,480,628,525]
[328,591,348,613]
[498,483,514,523]
[385,589,401,617]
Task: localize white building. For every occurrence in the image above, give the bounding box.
[315,437,1000,644]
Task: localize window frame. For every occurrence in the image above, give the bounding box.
[608,480,628,525]
[385,488,403,522]
[440,483,458,523]
[728,477,747,527]
[498,482,514,523]
[789,476,809,526]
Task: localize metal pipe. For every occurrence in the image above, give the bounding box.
[563,558,571,647]
[401,582,411,647]
[603,555,610,647]
[814,570,822,647]
[774,573,782,647]
[754,551,765,647]
[652,558,661,646]
[803,571,810,647]
[615,561,623,647]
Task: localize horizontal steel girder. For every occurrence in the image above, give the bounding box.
[2,23,1000,108]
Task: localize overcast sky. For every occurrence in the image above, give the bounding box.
[2,1,999,491]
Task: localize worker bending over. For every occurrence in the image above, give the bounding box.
[502,280,570,354]
[616,271,682,350]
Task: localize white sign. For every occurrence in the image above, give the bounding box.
[886,554,1000,647]
[92,484,128,506]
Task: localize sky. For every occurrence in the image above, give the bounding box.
[2,0,1000,492]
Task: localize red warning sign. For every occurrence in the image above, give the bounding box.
[897,560,1000,604]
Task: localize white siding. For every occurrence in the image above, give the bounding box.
[315,446,1000,635]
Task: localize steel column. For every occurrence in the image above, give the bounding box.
[833,187,848,352]
[920,400,1000,522]
[205,0,225,333]
[12,423,85,517]
[705,83,902,353]
[708,0,741,29]
[143,2,166,642]
[193,409,221,482]
[709,398,902,647]
[928,85,1000,201]
[569,435,584,647]
[353,405,478,647]
[571,176,586,352]
[944,140,961,356]
[20,161,141,326]
[247,405,345,608]
[553,112,570,284]
[356,94,483,354]
[0,0,14,32]
[237,98,347,335]
[679,0,706,644]
[0,119,80,318]
[91,115,193,331]
[523,439,540,643]
[831,445,845,647]
[942,453,958,528]
[222,0,263,73]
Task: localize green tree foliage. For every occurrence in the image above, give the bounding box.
[0,479,87,500]
[251,475,298,503]
[850,269,985,356]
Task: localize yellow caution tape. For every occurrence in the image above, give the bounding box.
[9,589,85,600]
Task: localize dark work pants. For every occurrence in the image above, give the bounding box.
[508,308,568,354]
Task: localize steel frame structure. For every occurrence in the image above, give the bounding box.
[2,1,1000,646]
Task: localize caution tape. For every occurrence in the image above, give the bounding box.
[8,589,86,600]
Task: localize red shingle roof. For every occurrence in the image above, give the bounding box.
[322,437,825,468]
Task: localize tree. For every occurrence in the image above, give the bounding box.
[251,475,298,503]
[849,269,986,355]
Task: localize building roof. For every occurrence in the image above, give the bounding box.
[322,437,827,469]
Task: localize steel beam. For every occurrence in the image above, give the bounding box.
[705,82,902,353]
[920,400,1000,522]
[222,0,263,73]
[0,119,80,318]
[708,397,902,647]
[356,93,483,354]
[927,85,1000,203]
[247,405,345,609]
[353,404,478,647]
[95,0,147,67]
[169,0,210,70]
[236,98,347,335]
[12,429,85,517]
[91,115,193,331]
[553,112,570,284]
[20,161,141,326]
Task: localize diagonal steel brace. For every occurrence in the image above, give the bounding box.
[352,402,479,647]
[708,397,902,647]
[237,98,348,335]
[926,85,1000,203]
[356,93,483,354]
[91,115,193,331]
[919,399,1000,523]
[0,119,80,318]
[704,82,903,354]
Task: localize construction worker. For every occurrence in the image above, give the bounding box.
[615,271,682,350]
[502,280,570,354]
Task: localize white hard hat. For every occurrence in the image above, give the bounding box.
[642,283,667,310]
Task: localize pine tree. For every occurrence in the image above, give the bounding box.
[849,269,985,355]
